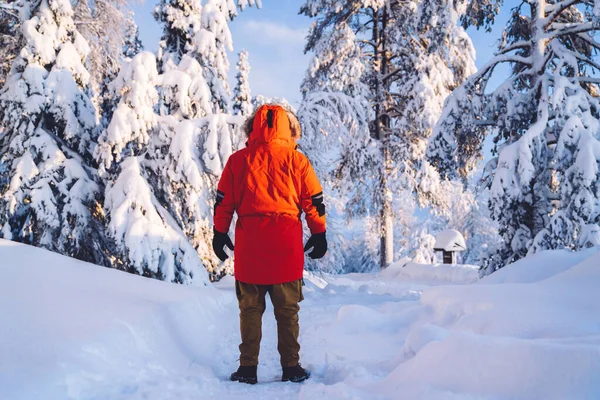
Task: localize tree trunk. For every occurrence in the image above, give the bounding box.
[530,0,551,240]
[378,8,393,268]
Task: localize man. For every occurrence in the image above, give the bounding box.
[213,104,327,384]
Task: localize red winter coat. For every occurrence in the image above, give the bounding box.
[214,105,326,285]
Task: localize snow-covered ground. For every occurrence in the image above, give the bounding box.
[1,239,599,400]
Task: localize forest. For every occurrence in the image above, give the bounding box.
[0,0,599,283]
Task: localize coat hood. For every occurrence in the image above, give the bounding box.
[247,105,295,148]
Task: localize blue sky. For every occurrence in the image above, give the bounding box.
[133,1,517,108]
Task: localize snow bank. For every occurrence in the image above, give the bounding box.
[480,246,599,284]
[381,259,479,285]
[380,247,600,400]
[0,240,227,400]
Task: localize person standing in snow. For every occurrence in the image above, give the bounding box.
[213,104,327,384]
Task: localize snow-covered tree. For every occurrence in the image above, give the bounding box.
[301,21,367,98]
[73,0,135,114]
[0,0,22,88]
[104,156,209,284]
[154,0,260,113]
[97,52,209,284]
[151,0,260,280]
[300,0,477,268]
[96,52,159,175]
[298,91,374,273]
[232,50,252,117]
[149,49,240,279]
[159,55,213,119]
[428,0,600,274]
[459,168,499,265]
[147,112,239,280]
[0,0,106,264]
[123,13,142,59]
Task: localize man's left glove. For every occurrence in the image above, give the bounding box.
[213,228,234,261]
[304,231,327,259]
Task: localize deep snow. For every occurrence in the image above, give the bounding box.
[1,239,599,400]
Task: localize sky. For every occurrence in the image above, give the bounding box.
[132,1,518,108]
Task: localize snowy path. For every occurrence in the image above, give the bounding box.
[209,274,426,399]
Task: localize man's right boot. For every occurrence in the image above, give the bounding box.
[230,365,258,384]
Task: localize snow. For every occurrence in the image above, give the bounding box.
[429,0,600,273]
[382,260,479,285]
[104,157,208,285]
[385,248,600,400]
[2,240,599,399]
[433,229,466,252]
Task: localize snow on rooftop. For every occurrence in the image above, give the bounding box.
[434,228,467,252]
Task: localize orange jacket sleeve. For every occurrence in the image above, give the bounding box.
[300,156,327,234]
[214,158,235,233]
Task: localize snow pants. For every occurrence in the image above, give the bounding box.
[235,279,304,367]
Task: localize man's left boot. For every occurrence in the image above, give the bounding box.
[230,365,258,384]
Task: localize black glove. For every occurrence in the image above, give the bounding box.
[304,231,327,259]
[213,228,234,261]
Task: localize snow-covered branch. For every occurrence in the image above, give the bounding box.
[495,41,531,56]
[0,2,20,11]
[544,0,582,28]
[565,49,600,71]
[549,21,597,38]
[468,54,533,90]
[575,76,600,84]
[575,32,600,50]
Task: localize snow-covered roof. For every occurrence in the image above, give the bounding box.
[434,229,467,252]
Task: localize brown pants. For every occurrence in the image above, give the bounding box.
[235,279,304,367]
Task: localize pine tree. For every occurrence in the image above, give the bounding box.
[73,0,133,113]
[428,0,600,274]
[151,52,237,279]
[232,50,253,117]
[301,21,367,98]
[97,52,209,284]
[146,111,238,280]
[151,0,259,279]
[298,17,375,273]
[298,90,373,273]
[154,0,260,113]
[0,0,22,88]
[300,0,476,268]
[0,0,106,265]
[123,13,143,59]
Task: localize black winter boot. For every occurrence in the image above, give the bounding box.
[230,365,258,384]
[282,364,310,383]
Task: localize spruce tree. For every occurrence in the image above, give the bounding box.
[0,0,22,88]
[232,50,253,117]
[123,13,143,59]
[151,0,259,279]
[0,0,106,264]
[300,0,477,267]
[428,0,600,274]
[97,52,208,284]
[73,0,135,116]
[154,0,260,113]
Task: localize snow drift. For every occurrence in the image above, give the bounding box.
[380,247,600,400]
[0,240,228,400]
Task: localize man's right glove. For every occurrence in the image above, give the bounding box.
[213,228,234,261]
[304,231,327,259]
